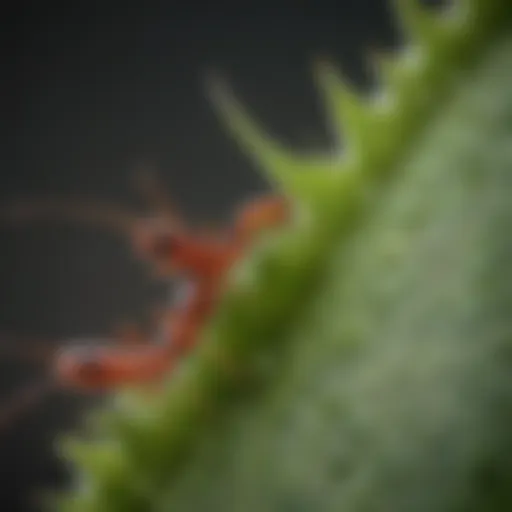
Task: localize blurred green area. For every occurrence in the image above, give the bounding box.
[58,2,512,511]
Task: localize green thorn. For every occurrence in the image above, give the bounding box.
[393,0,448,47]
[367,46,402,91]
[206,73,300,189]
[314,58,368,156]
[206,73,348,210]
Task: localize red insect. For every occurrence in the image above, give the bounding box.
[0,172,289,428]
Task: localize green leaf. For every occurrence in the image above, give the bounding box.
[56,1,512,511]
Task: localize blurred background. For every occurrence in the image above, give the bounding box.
[0,1,418,510]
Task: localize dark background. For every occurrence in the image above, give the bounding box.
[0,1,421,510]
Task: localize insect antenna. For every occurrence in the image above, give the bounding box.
[0,377,59,432]
[1,196,139,235]
[0,332,59,365]
[131,166,184,229]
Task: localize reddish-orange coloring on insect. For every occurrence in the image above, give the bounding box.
[2,188,289,400]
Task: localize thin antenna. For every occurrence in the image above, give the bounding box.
[131,163,226,238]
[1,197,139,235]
[0,332,61,365]
[0,378,58,432]
[131,165,185,230]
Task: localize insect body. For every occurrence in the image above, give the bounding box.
[1,187,289,418]
[53,281,214,391]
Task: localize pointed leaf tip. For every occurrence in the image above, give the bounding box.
[393,0,446,45]
[205,68,345,208]
[204,71,304,195]
[204,70,230,106]
[314,57,368,153]
[312,56,338,81]
[204,71,272,151]
[204,70,239,122]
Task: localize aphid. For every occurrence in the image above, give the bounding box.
[0,171,289,428]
